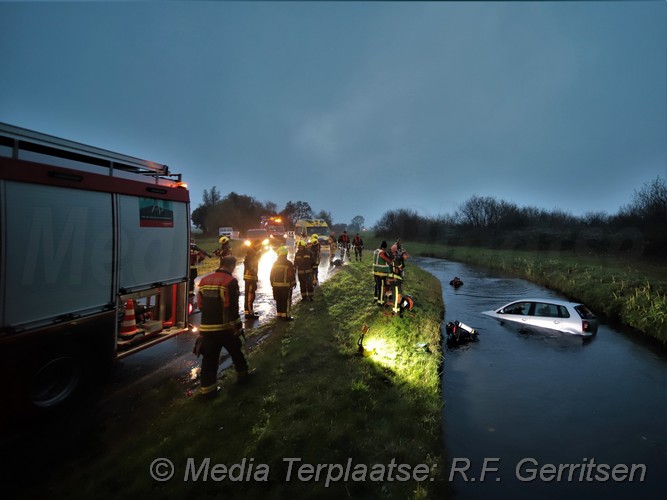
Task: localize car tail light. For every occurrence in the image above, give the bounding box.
[188,303,193,315]
[582,320,590,333]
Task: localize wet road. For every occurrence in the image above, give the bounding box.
[413,257,667,500]
[1,245,343,499]
[102,245,338,402]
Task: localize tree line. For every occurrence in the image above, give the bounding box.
[374,177,667,260]
[191,187,366,235]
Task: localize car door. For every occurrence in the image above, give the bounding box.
[500,301,533,326]
[529,301,564,331]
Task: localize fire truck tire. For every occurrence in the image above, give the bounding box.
[29,346,84,410]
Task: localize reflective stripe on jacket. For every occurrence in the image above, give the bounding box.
[372,249,392,276]
[271,256,296,288]
[197,270,242,332]
[243,248,260,281]
[294,248,314,276]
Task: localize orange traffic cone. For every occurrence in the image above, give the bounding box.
[119,299,140,339]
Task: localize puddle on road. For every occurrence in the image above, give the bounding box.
[195,247,340,329]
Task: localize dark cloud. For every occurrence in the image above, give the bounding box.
[1,2,664,226]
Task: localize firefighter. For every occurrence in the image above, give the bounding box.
[308,234,321,286]
[352,233,364,262]
[338,230,351,261]
[243,239,262,319]
[327,232,337,265]
[294,240,315,302]
[372,241,392,306]
[270,246,296,321]
[189,239,211,294]
[215,235,232,258]
[197,255,251,396]
[387,243,407,315]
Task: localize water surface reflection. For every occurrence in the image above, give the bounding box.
[413,257,666,500]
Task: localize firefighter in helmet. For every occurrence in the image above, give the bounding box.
[215,235,232,258]
[243,239,262,319]
[352,233,364,262]
[372,240,392,306]
[387,243,407,315]
[294,240,315,302]
[308,234,321,286]
[197,255,251,395]
[338,230,351,261]
[327,232,337,265]
[270,246,296,321]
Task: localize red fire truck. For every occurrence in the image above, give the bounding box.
[260,215,286,245]
[0,123,194,415]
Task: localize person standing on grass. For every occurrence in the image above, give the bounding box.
[270,246,296,321]
[197,255,251,397]
[372,241,392,306]
[338,230,351,260]
[387,243,407,316]
[352,233,364,262]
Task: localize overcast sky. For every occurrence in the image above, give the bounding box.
[1,1,665,227]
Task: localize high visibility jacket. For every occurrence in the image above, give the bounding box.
[352,236,363,248]
[197,270,242,332]
[373,249,392,276]
[270,256,296,288]
[338,233,350,245]
[294,248,314,276]
[388,254,405,281]
[243,248,260,281]
[308,242,320,265]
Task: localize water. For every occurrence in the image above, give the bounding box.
[412,257,666,500]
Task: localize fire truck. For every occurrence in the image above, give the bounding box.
[260,215,286,245]
[0,123,193,415]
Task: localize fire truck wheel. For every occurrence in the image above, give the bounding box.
[29,348,83,410]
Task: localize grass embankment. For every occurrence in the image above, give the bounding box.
[52,252,446,499]
[399,240,666,344]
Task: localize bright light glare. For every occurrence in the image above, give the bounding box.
[363,337,397,367]
[258,248,278,283]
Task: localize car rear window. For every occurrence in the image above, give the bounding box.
[574,305,596,319]
[556,305,570,318]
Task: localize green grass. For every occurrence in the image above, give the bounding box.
[36,252,446,500]
[370,235,666,344]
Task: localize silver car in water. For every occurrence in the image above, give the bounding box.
[482,298,599,336]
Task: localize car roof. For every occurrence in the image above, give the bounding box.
[503,298,582,307]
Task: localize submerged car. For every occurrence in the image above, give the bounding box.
[482,299,598,336]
